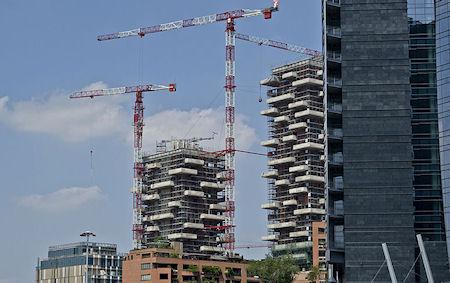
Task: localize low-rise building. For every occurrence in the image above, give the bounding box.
[122,243,258,283]
[36,242,123,283]
[311,221,326,283]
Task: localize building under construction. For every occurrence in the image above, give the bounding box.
[141,139,228,258]
[260,57,326,270]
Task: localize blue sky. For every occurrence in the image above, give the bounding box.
[0,1,321,282]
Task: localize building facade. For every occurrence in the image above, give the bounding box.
[436,0,450,269]
[311,221,327,282]
[323,0,450,281]
[141,140,227,258]
[36,242,123,283]
[323,0,417,281]
[409,0,450,280]
[260,57,326,269]
[122,243,256,283]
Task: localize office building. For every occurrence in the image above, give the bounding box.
[36,242,123,283]
[323,0,416,280]
[409,0,450,279]
[141,139,227,258]
[260,57,326,269]
[436,0,450,272]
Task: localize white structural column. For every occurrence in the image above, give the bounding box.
[381,243,398,283]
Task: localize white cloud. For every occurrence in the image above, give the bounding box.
[141,108,258,153]
[0,83,259,150]
[0,81,129,142]
[17,186,105,212]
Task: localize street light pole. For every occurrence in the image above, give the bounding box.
[80,231,96,283]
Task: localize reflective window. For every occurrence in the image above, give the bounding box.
[436,0,450,260]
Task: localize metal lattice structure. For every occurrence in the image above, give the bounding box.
[235,33,321,57]
[70,83,176,249]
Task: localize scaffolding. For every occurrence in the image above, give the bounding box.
[141,139,228,258]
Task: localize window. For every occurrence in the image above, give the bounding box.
[160,273,169,280]
[141,263,152,270]
[141,274,151,281]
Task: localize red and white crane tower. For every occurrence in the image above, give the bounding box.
[70,83,176,249]
[97,1,280,254]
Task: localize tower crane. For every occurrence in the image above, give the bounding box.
[156,133,217,153]
[70,83,176,249]
[235,33,321,57]
[96,0,280,253]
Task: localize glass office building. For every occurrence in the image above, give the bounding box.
[36,242,123,283]
[436,0,450,269]
[409,0,444,243]
[323,0,417,280]
[409,1,450,279]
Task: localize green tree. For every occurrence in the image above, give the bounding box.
[306,266,320,283]
[247,255,299,283]
[186,265,199,273]
[202,265,221,276]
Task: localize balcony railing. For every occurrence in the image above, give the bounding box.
[328,128,343,139]
[329,176,344,191]
[327,26,342,37]
[329,152,343,164]
[328,51,342,61]
[327,76,342,87]
[328,103,342,113]
[327,0,340,5]
[329,204,344,216]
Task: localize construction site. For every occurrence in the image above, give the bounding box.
[67,0,320,255]
[28,0,450,282]
[141,139,228,258]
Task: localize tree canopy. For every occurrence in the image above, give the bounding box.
[306,266,320,283]
[247,254,300,283]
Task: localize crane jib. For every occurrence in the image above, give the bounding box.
[97,9,252,41]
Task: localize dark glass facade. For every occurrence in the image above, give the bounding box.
[322,0,344,278]
[322,0,450,280]
[323,0,417,281]
[408,0,446,242]
[436,0,450,267]
[409,2,450,280]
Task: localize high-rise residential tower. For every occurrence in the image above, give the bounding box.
[141,140,227,258]
[260,57,326,272]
